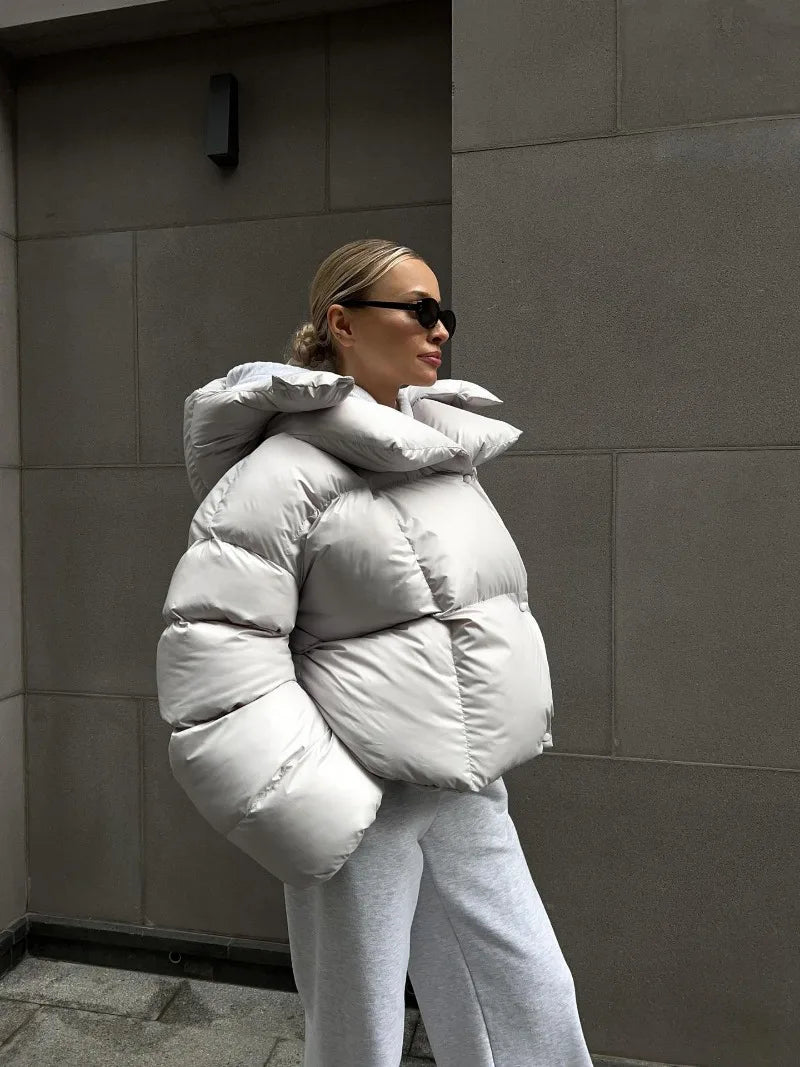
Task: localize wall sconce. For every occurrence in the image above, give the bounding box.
[206,73,238,168]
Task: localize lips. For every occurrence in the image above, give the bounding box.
[417,353,441,366]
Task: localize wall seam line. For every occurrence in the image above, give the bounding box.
[323,12,330,213]
[132,230,140,465]
[138,698,145,925]
[615,0,622,133]
[451,110,800,154]
[531,752,800,773]
[12,444,800,472]
[15,198,452,243]
[610,451,617,756]
[15,154,30,909]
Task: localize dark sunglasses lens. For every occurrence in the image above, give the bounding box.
[418,298,438,326]
[419,299,456,337]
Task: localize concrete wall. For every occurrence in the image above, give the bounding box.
[0,54,25,933]
[452,2,800,1064]
[15,1,451,941]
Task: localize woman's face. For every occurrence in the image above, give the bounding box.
[327,257,450,406]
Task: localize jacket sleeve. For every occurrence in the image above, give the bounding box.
[156,531,384,888]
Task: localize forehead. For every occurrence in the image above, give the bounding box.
[381,259,440,300]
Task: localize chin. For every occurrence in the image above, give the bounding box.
[411,361,439,381]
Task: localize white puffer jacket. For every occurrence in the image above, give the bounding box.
[156,361,554,888]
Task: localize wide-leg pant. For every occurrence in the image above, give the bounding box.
[284,775,594,1067]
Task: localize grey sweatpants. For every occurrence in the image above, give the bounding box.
[284,775,594,1067]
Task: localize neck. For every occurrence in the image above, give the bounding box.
[335,360,400,408]
[356,382,400,409]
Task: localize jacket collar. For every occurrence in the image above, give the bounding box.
[183,362,522,502]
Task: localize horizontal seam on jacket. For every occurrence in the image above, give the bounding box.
[290,608,441,654]
[290,591,523,655]
[281,426,465,461]
[189,480,370,615]
[164,616,286,634]
[187,534,298,579]
[305,483,369,536]
[200,458,344,558]
[168,675,298,733]
[436,589,522,618]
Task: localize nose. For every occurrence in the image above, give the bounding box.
[430,318,449,343]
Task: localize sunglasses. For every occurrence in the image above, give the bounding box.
[339,297,456,339]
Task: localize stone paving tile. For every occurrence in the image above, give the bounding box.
[265,1037,303,1065]
[159,979,419,1052]
[261,1039,436,1067]
[590,1058,684,1066]
[260,1044,673,1066]
[260,1008,430,1064]
[0,999,39,1044]
[408,1013,433,1058]
[159,977,305,1038]
[0,1004,279,1066]
[0,957,180,1020]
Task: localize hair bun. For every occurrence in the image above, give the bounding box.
[285,321,333,369]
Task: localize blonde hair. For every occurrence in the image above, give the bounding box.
[284,238,424,373]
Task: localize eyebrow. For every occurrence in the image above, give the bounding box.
[402,289,433,299]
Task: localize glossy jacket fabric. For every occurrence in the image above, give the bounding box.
[156,361,554,888]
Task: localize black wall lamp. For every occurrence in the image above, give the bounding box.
[206,73,239,168]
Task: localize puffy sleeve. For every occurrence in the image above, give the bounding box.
[156,533,384,888]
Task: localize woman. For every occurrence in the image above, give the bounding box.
[156,237,594,1066]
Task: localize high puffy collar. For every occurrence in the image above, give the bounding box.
[183,361,522,503]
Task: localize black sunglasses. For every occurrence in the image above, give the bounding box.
[339,297,456,339]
